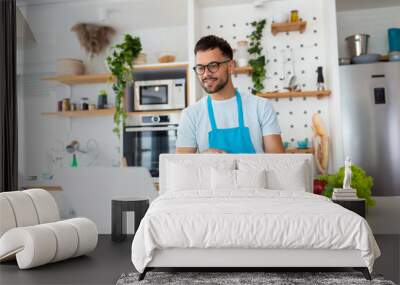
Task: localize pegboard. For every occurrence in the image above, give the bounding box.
[198,0,330,147]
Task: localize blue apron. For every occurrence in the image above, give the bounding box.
[207,90,256,154]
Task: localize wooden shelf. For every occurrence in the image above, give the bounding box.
[42,108,183,118]
[42,108,115,117]
[41,62,190,85]
[232,66,252,75]
[271,21,307,36]
[42,73,115,85]
[285,147,314,154]
[22,186,63,192]
[127,110,182,116]
[134,62,189,71]
[257,90,331,99]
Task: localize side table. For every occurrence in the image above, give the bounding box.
[332,198,366,218]
[111,197,149,242]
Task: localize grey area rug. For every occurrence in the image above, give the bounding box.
[116,271,396,285]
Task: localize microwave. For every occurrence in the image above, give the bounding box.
[134,79,186,111]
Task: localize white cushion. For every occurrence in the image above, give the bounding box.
[211,169,267,190]
[64,218,98,257]
[0,218,98,269]
[42,221,79,262]
[23,189,60,223]
[0,196,16,237]
[0,225,57,269]
[0,192,39,227]
[211,168,236,190]
[166,158,235,192]
[237,169,267,189]
[237,158,309,191]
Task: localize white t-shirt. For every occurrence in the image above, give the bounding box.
[176,92,281,153]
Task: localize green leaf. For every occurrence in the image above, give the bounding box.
[106,34,142,139]
[247,19,267,93]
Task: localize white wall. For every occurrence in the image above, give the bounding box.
[337,5,400,58]
[17,0,188,180]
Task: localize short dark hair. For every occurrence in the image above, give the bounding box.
[194,35,233,59]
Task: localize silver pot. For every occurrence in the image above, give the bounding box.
[345,34,370,57]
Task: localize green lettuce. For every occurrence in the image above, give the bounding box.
[316,164,375,207]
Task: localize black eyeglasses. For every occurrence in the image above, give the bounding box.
[193,59,231,75]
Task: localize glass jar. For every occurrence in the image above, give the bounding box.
[81,97,89,110]
[236,40,249,67]
[290,10,299,22]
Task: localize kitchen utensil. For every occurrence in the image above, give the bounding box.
[297,138,309,149]
[283,141,289,149]
[284,48,299,91]
[279,49,287,81]
[236,40,249,67]
[285,75,298,92]
[317,66,325,91]
[56,58,84,76]
[345,34,370,57]
[351,53,380,64]
[339,58,351,65]
[389,51,400,62]
[388,28,400,53]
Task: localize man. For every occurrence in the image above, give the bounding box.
[176,35,284,154]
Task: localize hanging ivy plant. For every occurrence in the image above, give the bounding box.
[106,34,142,137]
[248,19,266,95]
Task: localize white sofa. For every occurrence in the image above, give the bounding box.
[0,188,98,269]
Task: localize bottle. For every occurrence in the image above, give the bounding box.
[71,154,78,168]
[81,97,89,110]
[317,66,325,91]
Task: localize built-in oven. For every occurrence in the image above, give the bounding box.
[123,114,179,177]
[134,79,186,111]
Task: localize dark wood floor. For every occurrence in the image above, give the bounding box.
[1,234,398,285]
[0,235,134,285]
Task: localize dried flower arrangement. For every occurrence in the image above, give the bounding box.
[71,23,116,58]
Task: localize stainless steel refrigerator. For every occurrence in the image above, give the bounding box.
[339,62,400,196]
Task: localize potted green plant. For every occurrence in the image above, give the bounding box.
[106,34,142,137]
[316,164,376,207]
[97,89,108,109]
[247,19,267,95]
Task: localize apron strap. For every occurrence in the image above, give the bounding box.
[207,90,244,130]
[207,95,218,130]
[235,90,245,128]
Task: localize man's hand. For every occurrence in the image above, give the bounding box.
[201,148,227,154]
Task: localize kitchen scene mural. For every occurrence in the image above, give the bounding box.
[18,0,400,196]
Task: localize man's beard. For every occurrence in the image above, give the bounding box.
[200,73,229,94]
